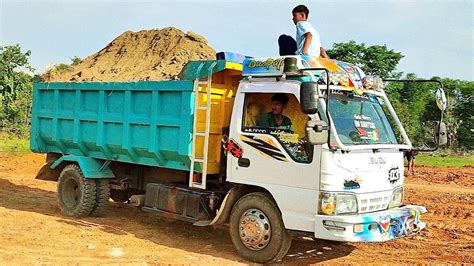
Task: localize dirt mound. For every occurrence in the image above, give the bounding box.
[43,27,216,82]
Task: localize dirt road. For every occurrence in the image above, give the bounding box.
[0,153,472,264]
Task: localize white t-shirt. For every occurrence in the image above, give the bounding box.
[295,21,322,56]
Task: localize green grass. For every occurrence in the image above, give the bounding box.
[0,134,30,155]
[1,132,472,168]
[416,154,474,167]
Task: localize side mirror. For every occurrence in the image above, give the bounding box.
[436,121,448,147]
[300,82,319,114]
[306,120,328,145]
[435,87,447,112]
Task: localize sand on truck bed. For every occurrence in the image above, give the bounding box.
[42,27,216,82]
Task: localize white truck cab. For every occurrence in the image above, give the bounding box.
[221,56,447,261]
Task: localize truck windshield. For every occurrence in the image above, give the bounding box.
[328,93,400,145]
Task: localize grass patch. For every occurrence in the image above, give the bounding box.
[416,154,474,167]
[0,133,30,155]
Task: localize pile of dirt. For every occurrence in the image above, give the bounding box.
[43,27,216,82]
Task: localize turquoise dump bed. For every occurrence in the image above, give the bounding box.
[30,81,196,171]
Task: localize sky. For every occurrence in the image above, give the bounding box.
[1,0,473,80]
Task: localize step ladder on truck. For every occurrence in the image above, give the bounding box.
[189,61,218,189]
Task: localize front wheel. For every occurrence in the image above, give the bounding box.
[229,192,292,263]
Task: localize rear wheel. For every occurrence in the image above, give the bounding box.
[89,179,110,217]
[57,164,110,217]
[57,164,96,217]
[229,192,292,263]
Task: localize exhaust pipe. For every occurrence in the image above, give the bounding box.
[129,195,146,207]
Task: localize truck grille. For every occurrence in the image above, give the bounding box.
[358,192,391,213]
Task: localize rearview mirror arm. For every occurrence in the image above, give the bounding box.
[301,67,337,151]
[383,79,446,151]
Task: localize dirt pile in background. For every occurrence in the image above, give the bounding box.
[43,27,215,82]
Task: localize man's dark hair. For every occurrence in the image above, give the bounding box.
[292,4,309,18]
[272,93,289,105]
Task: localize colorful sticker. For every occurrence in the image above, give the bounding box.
[377,209,424,239]
[270,130,299,144]
[378,215,392,237]
[354,114,379,142]
[240,135,287,161]
[344,176,362,189]
[222,135,243,158]
[242,58,285,76]
[270,130,309,162]
[388,167,401,185]
[335,60,365,93]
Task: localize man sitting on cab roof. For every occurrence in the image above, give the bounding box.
[258,93,292,130]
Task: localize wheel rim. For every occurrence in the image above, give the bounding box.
[239,208,271,250]
[63,177,81,209]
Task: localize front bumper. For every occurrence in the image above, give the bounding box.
[314,205,426,242]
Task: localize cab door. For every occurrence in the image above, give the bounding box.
[226,81,322,232]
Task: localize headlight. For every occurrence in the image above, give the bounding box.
[389,187,404,208]
[319,192,358,215]
[336,194,358,214]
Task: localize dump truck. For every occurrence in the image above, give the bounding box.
[30,54,447,263]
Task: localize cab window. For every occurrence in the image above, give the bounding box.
[242,93,313,163]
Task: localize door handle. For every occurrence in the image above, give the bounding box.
[238,158,250,167]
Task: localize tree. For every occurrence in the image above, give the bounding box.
[0,44,34,136]
[327,40,404,78]
[449,79,473,150]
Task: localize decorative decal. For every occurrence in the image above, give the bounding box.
[240,135,287,161]
[242,58,285,76]
[344,177,362,189]
[246,58,285,70]
[269,130,309,162]
[376,209,424,239]
[335,60,365,93]
[388,167,401,185]
[410,209,423,233]
[243,128,268,134]
[378,215,391,237]
[354,114,379,142]
[222,135,243,158]
[269,130,299,144]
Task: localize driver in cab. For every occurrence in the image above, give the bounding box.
[258,93,293,130]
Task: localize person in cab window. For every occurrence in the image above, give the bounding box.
[258,93,292,130]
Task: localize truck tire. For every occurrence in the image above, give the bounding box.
[57,164,97,217]
[229,192,292,263]
[89,179,110,217]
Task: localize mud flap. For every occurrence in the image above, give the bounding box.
[193,186,246,227]
[35,161,62,181]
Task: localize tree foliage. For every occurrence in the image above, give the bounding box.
[0,45,34,136]
[327,40,404,78]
